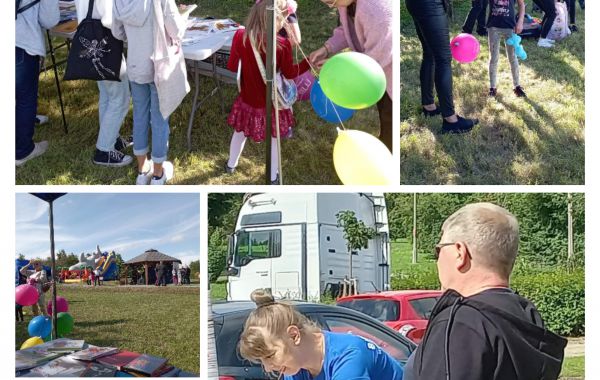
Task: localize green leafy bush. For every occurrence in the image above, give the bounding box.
[512,269,585,336]
[208,227,228,283]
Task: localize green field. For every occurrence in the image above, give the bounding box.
[400,1,585,184]
[16,0,381,185]
[16,284,200,374]
[560,356,585,379]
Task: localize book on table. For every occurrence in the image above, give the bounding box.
[16,348,65,371]
[24,356,88,377]
[45,338,86,353]
[70,346,119,361]
[96,351,141,370]
[122,354,169,376]
[80,362,117,377]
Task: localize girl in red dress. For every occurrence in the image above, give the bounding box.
[225,0,310,184]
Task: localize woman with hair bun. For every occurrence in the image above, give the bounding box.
[239,289,404,380]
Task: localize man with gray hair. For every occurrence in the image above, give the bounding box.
[403,203,566,380]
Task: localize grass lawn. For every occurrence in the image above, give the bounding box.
[16,0,380,185]
[16,284,200,374]
[560,356,584,379]
[400,0,585,184]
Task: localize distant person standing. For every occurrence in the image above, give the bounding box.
[172,267,178,285]
[157,261,167,286]
[19,260,49,316]
[177,265,183,285]
[94,268,101,286]
[462,0,489,35]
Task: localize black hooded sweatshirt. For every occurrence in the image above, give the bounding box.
[403,288,567,380]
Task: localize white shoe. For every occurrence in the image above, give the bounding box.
[136,160,153,185]
[537,38,554,48]
[16,141,49,167]
[150,161,174,185]
[35,115,49,125]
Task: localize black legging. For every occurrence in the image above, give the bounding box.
[462,0,488,34]
[533,0,557,38]
[405,0,455,117]
[566,0,576,24]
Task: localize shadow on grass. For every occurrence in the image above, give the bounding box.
[75,319,130,328]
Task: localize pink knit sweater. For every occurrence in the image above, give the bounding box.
[325,0,393,99]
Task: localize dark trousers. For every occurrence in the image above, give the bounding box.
[16,305,24,322]
[462,0,488,34]
[15,47,39,160]
[566,0,576,24]
[533,0,557,38]
[159,273,166,286]
[376,92,392,153]
[406,0,455,118]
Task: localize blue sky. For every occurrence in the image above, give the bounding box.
[16,193,201,265]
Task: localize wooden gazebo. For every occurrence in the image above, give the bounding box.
[123,249,182,286]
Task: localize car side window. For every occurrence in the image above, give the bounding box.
[320,315,411,362]
[408,297,439,319]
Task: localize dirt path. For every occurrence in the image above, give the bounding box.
[565,337,585,358]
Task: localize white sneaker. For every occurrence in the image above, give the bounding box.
[16,141,49,167]
[537,38,554,48]
[150,161,174,185]
[136,160,153,185]
[35,115,49,125]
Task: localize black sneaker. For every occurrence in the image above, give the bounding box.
[488,88,498,97]
[441,116,478,134]
[93,149,133,167]
[513,86,527,98]
[114,135,133,152]
[570,24,578,32]
[422,106,441,117]
[224,163,235,174]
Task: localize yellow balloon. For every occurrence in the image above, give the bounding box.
[333,129,394,185]
[21,336,44,350]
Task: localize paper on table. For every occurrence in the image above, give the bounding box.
[183,18,240,46]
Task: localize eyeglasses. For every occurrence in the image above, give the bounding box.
[434,242,473,261]
[434,243,455,260]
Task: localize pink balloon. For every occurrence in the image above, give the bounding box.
[450,33,480,64]
[47,296,69,315]
[16,284,39,306]
[294,71,316,101]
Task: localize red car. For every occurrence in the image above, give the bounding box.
[337,290,442,343]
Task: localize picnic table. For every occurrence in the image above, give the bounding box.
[182,18,239,150]
[16,338,197,377]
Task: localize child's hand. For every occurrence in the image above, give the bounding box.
[309,46,328,67]
[515,22,523,34]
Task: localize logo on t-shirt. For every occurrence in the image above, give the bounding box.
[367,342,376,351]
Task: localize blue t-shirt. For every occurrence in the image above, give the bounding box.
[284,331,404,380]
[487,0,517,29]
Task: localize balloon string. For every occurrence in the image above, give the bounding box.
[293,43,347,130]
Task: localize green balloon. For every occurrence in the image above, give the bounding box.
[319,52,386,110]
[56,312,74,336]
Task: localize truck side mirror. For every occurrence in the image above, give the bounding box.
[239,256,253,266]
[227,235,234,266]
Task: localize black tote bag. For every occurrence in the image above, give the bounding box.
[63,0,123,81]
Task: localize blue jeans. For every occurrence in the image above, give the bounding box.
[15,47,39,160]
[130,81,169,163]
[96,70,130,152]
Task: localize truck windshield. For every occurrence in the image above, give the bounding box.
[234,230,281,266]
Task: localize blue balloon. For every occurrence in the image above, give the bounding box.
[28,315,52,338]
[310,80,355,123]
